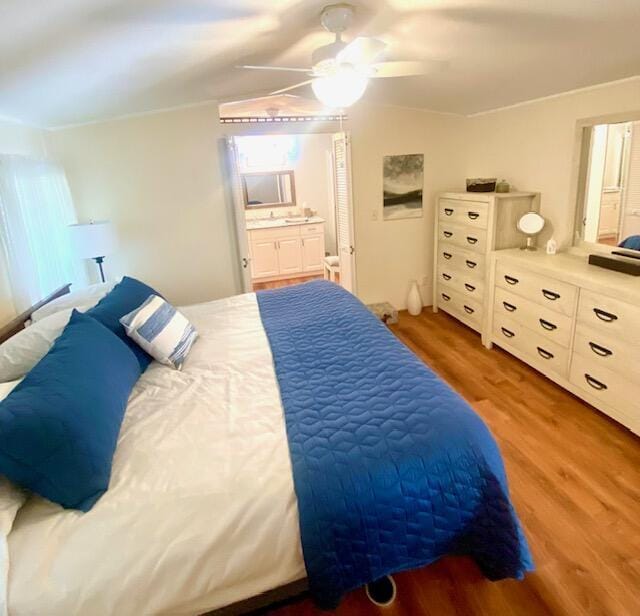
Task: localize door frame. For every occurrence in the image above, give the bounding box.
[225,129,357,295]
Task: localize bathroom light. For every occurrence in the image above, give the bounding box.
[311,65,368,108]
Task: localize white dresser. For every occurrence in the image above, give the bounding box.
[433,192,540,344]
[488,249,640,435]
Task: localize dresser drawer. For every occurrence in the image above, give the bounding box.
[570,353,640,420]
[438,286,483,330]
[438,265,485,301]
[300,224,324,235]
[438,243,486,279]
[494,287,573,347]
[495,261,578,317]
[249,225,300,241]
[438,223,487,255]
[439,199,489,230]
[493,314,569,377]
[576,289,640,345]
[573,323,640,382]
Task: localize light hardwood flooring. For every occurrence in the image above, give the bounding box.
[267,308,640,616]
[252,275,324,291]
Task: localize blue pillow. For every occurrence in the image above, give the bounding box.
[87,276,160,371]
[0,310,140,511]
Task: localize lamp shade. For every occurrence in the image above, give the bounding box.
[68,221,117,259]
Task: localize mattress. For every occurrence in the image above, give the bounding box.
[7,293,305,615]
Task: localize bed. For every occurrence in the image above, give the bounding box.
[2,280,532,615]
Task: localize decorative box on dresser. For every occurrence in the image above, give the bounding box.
[433,192,540,345]
[488,248,640,436]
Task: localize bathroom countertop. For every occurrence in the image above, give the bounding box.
[246,216,325,230]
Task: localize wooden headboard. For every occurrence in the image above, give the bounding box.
[0,284,72,344]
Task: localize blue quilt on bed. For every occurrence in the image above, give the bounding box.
[257,281,533,608]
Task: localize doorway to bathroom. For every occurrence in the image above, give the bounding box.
[226,132,356,294]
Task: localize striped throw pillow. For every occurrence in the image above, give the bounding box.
[120,295,197,370]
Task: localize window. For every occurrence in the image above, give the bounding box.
[0,156,86,312]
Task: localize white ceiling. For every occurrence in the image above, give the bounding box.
[2,0,640,128]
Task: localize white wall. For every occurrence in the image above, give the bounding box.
[49,102,466,310]
[465,77,640,248]
[0,119,48,322]
[47,105,242,307]
[348,103,467,309]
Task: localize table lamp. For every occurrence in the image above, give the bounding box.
[68,221,117,282]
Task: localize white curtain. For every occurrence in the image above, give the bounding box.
[0,155,87,312]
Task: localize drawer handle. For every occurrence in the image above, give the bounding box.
[466,260,477,269]
[588,341,613,357]
[504,275,519,285]
[442,273,452,281]
[466,236,478,245]
[501,327,515,338]
[541,289,560,301]
[593,307,618,323]
[463,305,475,314]
[536,347,554,360]
[467,211,480,220]
[441,293,451,301]
[584,373,608,391]
[539,318,557,331]
[502,301,517,312]
[444,208,454,216]
[464,283,476,292]
[443,230,453,238]
[443,252,452,260]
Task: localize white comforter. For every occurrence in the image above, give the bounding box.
[8,293,306,615]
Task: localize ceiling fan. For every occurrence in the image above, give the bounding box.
[240,3,434,108]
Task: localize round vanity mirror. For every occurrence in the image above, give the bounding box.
[517,211,545,250]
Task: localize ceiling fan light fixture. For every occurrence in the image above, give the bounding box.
[311,66,368,108]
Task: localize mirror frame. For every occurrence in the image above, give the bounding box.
[570,109,640,253]
[241,170,296,210]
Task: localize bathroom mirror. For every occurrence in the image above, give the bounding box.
[241,170,296,209]
[573,113,640,254]
[517,211,545,250]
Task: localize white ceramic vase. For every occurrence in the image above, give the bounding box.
[407,280,423,316]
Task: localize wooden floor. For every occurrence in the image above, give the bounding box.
[252,275,324,291]
[267,309,640,616]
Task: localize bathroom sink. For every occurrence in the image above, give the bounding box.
[285,217,309,223]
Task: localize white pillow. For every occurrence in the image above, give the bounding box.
[120,295,198,370]
[0,308,88,382]
[0,380,28,616]
[30,280,116,323]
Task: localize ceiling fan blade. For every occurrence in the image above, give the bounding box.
[270,80,314,95]
[240,65,312,73]
[337,37,387,65]
[370,60,446,78]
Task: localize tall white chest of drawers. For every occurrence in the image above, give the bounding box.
[433,191,540,345]
[489,249,640,436]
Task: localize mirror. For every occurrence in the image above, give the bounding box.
[241,170,296,209]
[517,211,545,250]
[575,117,640,253]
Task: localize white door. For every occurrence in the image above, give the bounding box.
[332,132,356,293]
[302,235,325,271]
[226,137,252,292]
[277,237,303,274]
[250,239,279,278]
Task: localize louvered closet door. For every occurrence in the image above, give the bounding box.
[332,132,356,293]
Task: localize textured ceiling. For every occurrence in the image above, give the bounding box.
[2,0,640,128]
